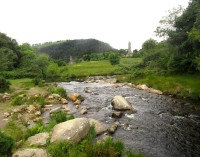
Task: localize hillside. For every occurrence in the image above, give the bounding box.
[33,39,115,61]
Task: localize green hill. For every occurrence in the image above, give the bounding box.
[33,39,115,61]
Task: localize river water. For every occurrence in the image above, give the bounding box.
[59,81,200,157]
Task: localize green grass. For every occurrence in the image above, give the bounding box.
[129,73,200,101]
[9,78,34,90]
[68,58,142,77]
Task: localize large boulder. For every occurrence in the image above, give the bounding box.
[111,95,135,111]
[12,148,49,157]
[88,118,107,135]
[28,132,49,146]
[50,118,90,143]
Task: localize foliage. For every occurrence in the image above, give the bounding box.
[155,5,184,38]
[49,87,67,98]
[50,111,74,124]
[3,120,24,142]
[34,39,114,60]
[47,126,143,157]
[109,53,120,65]
[0,76,10,93]
[0,32,21,71]
[32,77,43,86]
[24,122,45,139]
[0,131,14,157]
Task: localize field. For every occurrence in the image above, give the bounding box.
[68,58,142,77]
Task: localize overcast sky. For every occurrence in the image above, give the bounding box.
[0,0,189,50]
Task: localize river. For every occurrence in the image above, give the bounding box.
[58,81,200,157]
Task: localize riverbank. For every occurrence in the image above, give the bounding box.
[117,73,200,102]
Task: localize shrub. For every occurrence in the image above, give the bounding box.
[10,95,26,106]
[131,69,145,79]
[3,120,24,141]
[0,76,10,93]
[32,77,43,86]
[28,96,45,107]
[49,87,67,98]
[24,123,45,139]
[109,53,120,65]
[0,132,14,157]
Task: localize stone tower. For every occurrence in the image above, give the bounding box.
[128,41,131,53]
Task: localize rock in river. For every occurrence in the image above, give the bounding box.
[88,118,107,135]
[111,95,136,112]
[50,118,89,143]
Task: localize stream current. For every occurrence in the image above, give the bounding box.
[58,81,200,157]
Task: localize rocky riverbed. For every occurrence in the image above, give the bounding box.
[58,81,200,157]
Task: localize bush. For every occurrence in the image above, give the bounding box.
[10,95,26,106]
[0,132,14,157]
[109,53,120,65]
[0,76,10,93]
[50,111,69,124]
[28,96,45,107]
[24,123,45,139]
[49,87,67,98]
[32,77,43,86]
[131,69,145,79]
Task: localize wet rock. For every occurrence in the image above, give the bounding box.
[108,122,119,134]
[62,105,70,112]
[51,118,90,143]
[68,93,84,102]
[75,105,79,109]
[50,107,61,114]
[48,95,54,99]
[60,98,68,104]
[88,118,107,135]
[111,95,136,111]
[12,148,49,157]
[74,99,82,105]
[84,87,92,93]
[28,132,50,146]
[146,88,163,95]
[112,111,122,118]
[80,108,88,114]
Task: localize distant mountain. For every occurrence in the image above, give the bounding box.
[33,39,115,61]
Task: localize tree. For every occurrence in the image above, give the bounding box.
[109,53,120,65]
[155,5,184,38]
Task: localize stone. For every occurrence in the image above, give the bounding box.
[68,93,84,102]
[52,93,61,99]
[80,108,88,114]
[50,118,90,143]
[28,132,50,146]
[136,84,148,90]
[12,148,49,157]
[88,118,107,135]
[3,112,10,118]
[112,111,122,118]
[111,95,135,111]
[35,111,41,116]
[84,87,92,93]
[74,99,81,105]
[75,105,79,109]
[108,122,119,134]
[48,95,54,99]
[25,105,37,113]
[50,107,61,114]
[146,88,163,95]
[62,105,70,112]
[60,98,68,104]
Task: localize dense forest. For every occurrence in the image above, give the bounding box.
[34,39,115,61]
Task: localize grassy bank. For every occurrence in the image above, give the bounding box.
[117,73,200,101]
[68,58,142,77]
